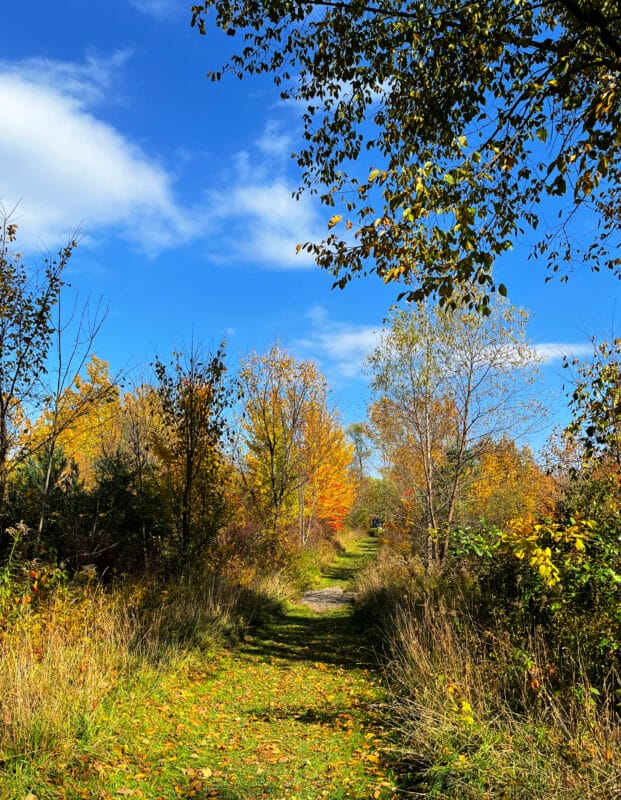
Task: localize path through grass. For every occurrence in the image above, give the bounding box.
[317,535,378,588]
[3,535,397,800]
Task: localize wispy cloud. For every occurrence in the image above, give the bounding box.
[294,310,596,379]
[295,306,381,378]
[0,52,132,106]
[257,120,293,159]
[0,55,204,253]
[533,342,594,364]
[131,0,187,21]
[205,149,326,269]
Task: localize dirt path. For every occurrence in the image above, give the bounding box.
[299,585,354,612]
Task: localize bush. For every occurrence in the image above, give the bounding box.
[451,516,621,692]
[355,548,621,799]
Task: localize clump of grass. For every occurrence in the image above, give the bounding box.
[356,555,621,799]
[390,604,620,798]
[0,587,133,758]
[354,550,473,648]
[134,564,288,655]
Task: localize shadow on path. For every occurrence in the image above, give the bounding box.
[240,609,373,670]
[321,537,378,585]
[239,537,381,671]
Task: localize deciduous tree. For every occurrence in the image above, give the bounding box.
[192,0,621,305]
[238,343,355,547]
[564,337,621,466]
[367,298,543,562]
[238,344,321,535]
[297,400,356,541]
[152,344,233,562]
[467,436,555,528]
[0,214,73,525]
[32,291,109,549]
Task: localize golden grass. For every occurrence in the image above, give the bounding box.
[0,564,286,763]
[355,555,621,799]
[0,588,132,757]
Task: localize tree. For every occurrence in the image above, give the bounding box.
[30,354,118,548]
[0,213,73,526]
[346,422,372,479]
[369,393,460,554]
[238,343,354,547]
[152,344,233,562]
[33,290,108,549]
[115,383,165,568]
[238,344,320,535]
[564,337,621,466]
[192,1,621,306]
[554,337,621,551]
[297,399,356,541]
[32,356,120,481]
[467,436,555,528]
[367,298,543,563]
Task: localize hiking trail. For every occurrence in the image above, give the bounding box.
[43,535,398,800]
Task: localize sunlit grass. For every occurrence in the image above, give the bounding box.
[0,535,398,800]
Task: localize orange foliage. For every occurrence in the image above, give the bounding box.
[240,345,355,544]
[308,414,356,532]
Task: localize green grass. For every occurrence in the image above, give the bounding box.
[0,535,397,800]
[317,533,379,590]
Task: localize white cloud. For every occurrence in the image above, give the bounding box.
[257,120,293,159]
[205,150,326,269]
[533,342,594,364]
[295,311,597,380]
[0,56,203,253]
[0,55,330,268]
[295,306,380,378]
[0,52,131,106]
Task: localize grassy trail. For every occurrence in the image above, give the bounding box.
[11,536,397,800]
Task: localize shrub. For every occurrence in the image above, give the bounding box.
[355,547,621,798]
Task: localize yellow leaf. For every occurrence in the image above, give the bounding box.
[327,214,343,229]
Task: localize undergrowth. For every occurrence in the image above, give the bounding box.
[0,562,286,771]
[355,551,621,799]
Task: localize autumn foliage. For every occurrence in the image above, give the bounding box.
[237,344,356,561]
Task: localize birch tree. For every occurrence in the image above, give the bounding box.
[367,298,543,563]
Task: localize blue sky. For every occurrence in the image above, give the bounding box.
[2,0,619,449]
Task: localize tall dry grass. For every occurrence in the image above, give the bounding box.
[0,588,133,758]
[0,565,287,765]
[355,555,621,799]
